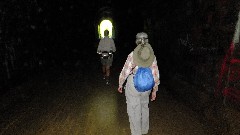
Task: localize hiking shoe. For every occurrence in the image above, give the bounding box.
[106,80,110,85]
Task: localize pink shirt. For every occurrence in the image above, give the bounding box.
[119,52,160,92]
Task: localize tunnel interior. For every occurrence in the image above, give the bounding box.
[1,0,238,89]
[0,0,240,134]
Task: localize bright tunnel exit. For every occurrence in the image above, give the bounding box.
[98,19,113,39]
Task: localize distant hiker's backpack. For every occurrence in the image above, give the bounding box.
[133,67,155,92]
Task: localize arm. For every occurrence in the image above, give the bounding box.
[97,40,102,52]
[151,57,160,101]
[118,52,134,93]
[111,39,116,52]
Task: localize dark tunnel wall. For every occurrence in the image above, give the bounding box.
[0,0,145,89]
[0,0,100,89]
[127,0,239,91]
[0,0,240,108]
[112,0,240,112]
[0,1,240,133]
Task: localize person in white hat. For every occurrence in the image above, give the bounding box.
[97,29,116,85]
[118,32,160,135]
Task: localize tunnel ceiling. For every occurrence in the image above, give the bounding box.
[0,0,175,35]
[1,0,238,43]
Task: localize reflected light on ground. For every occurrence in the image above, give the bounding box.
[85,91,118,134]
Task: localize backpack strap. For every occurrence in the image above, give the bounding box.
[131,62,137,75]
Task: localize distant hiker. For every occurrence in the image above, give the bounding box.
[118,32,160,135]
[97,30,116,85]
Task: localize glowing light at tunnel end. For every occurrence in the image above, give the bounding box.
[98,19,113,39]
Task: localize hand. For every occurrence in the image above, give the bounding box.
[151,91,157,101]
[118,87,123,93]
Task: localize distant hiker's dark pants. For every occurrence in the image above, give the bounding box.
[125,74,151,135]
[100,56,113,66]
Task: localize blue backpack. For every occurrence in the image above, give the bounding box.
[133,67,155,92]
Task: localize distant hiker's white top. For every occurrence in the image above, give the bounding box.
[97,36,116,52]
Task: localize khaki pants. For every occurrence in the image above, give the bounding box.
[125,74,151,135]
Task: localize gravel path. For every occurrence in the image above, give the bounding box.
[0,65,212,135]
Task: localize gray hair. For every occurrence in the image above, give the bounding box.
[136,32,149,45]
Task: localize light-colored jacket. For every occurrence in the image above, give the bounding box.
[97,36,116,52]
